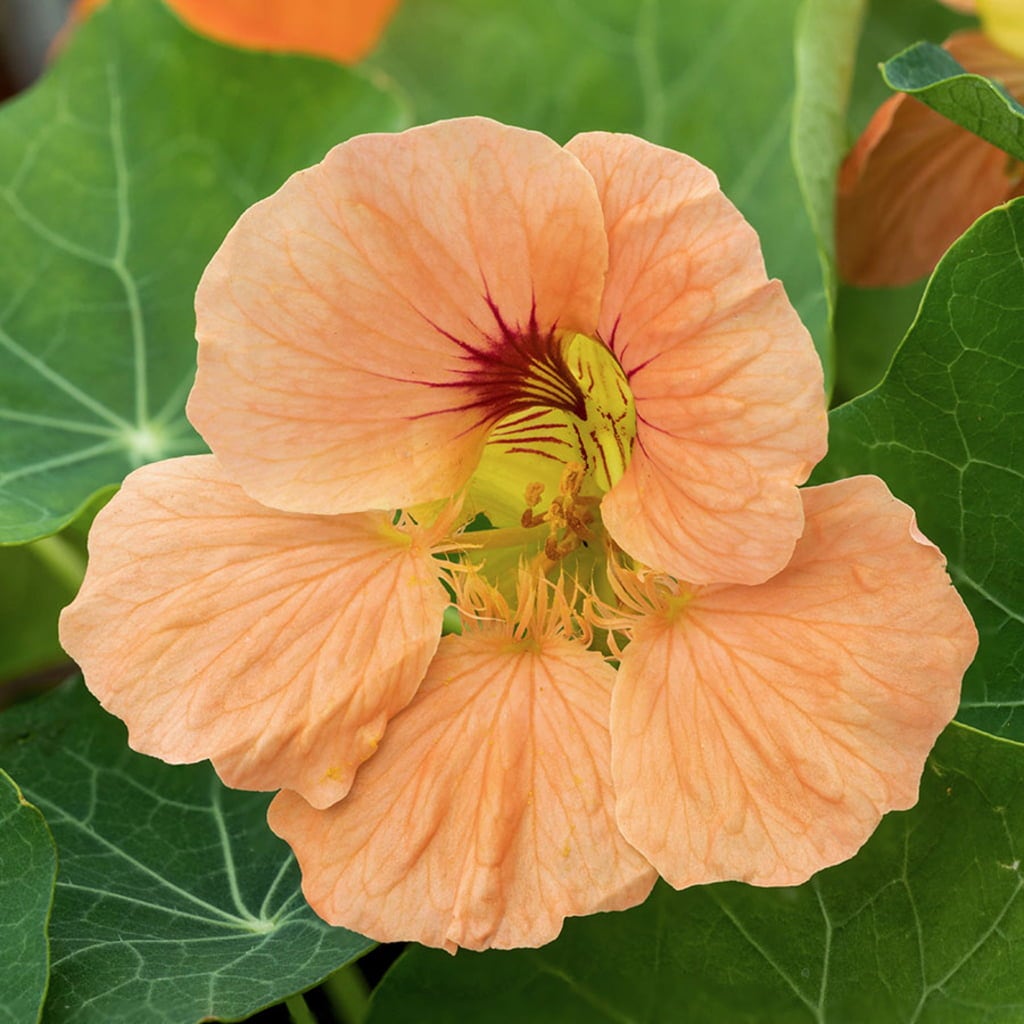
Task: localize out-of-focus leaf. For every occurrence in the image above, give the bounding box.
[817,198,1024,740]
[882,41,1024,161]
[792,0,868,357]
[832,280,926,403]
[0,539,77,685]
[0,682,373,1024]
[0,770,56,1024]
[0,0,403,544]
[371,0,864,381]
[369,723,1024,1023]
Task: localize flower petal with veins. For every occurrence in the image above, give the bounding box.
[567,132,826,584]
[270,630,656,951]
[59,117,978,954]
[59,455,449,809]
[189,118,607,516]
[611,476,977,888]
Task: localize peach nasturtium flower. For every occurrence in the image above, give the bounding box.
[61,118,977,952]
[65,0,398,64]
[837,0,1024,287]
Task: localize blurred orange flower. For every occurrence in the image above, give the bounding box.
[64,0,398,64]
[62,118,976,952]
[837,0,1024,287]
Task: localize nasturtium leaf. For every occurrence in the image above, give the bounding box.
[0,770,56,1024]
[370,724,1024,1023]
[0,0,403,545]
[832,280,927,404]
[816,198,1024,741]
[792,0,867,357]
[370,0,862,378]
[0,682,373,1024]
[882,41,1024,160]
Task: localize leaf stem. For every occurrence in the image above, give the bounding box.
[286,992,318,1024]
[323,964,371,1024]
[27,534,86,591]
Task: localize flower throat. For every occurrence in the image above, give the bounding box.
[465,332,637,581]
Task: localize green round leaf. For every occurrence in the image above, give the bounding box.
[0,682,373,1024]
[0,0,403,544]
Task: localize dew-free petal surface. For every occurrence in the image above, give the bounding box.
[837,32,1024,288]
[190,117,607,515]
[612,475,977,889]
[567,133,826,585]
[269,631,656,952]
[59,455,448,809]
[940,0,977,12]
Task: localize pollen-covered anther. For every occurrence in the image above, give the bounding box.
[560,461,585,498]
[517,463,598,565]
[521,481,547,528]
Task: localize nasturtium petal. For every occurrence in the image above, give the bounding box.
[566,132,826,585]
[0,682,373,1024]
[66,0,398,63]
[612,476,976,889]
[0,770,56,1024]
[59,455,448,809]
[269,631,657,952]
[0,0,402,544]
[189,117,607,516]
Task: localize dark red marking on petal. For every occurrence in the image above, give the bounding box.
[420,294,588,426]
[495,446,567,462]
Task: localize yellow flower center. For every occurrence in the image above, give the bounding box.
[422,330,644,641]
[468,332,636,542]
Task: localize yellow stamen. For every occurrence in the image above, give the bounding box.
[511,462,599,568]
